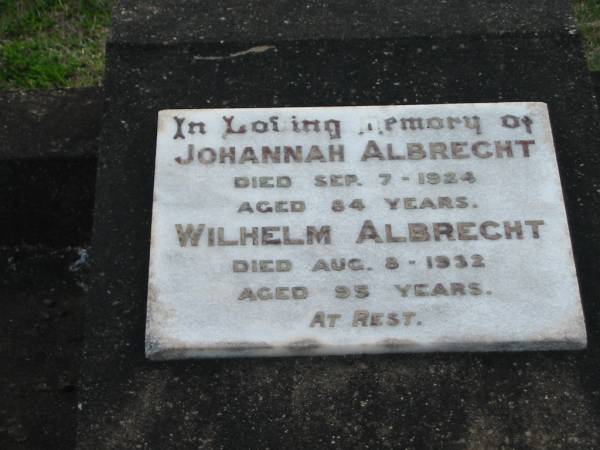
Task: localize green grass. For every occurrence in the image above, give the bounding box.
[0,1,600,89]
[574,0,600,71]
[0,0,111,89]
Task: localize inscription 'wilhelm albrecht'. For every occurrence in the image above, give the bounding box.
[174,220,544,247]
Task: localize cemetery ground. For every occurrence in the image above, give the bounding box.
[0,0,600,89]
[2,0,600,448]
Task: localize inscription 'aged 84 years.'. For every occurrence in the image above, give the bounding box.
[145,103,586,359]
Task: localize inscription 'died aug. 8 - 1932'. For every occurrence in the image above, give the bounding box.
[145,103,586,359]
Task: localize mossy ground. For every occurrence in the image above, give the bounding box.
[0,1,599,89]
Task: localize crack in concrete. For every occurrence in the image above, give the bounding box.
[193,45,276,61]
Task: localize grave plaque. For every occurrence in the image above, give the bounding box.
[146,102,586,359]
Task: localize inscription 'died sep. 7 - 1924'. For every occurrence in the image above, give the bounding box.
[145,103,586,359]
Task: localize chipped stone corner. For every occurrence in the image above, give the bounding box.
[145,328,192,360]
[145,335,192,360]
[145,338,165,360]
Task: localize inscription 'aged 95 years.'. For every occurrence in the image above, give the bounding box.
[145,103,586,359]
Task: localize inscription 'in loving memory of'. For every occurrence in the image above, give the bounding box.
[146,103,586,359]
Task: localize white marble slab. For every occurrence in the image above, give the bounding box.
[146,103,586,359]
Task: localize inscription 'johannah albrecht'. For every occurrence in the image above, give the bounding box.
[173,140,535,165]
